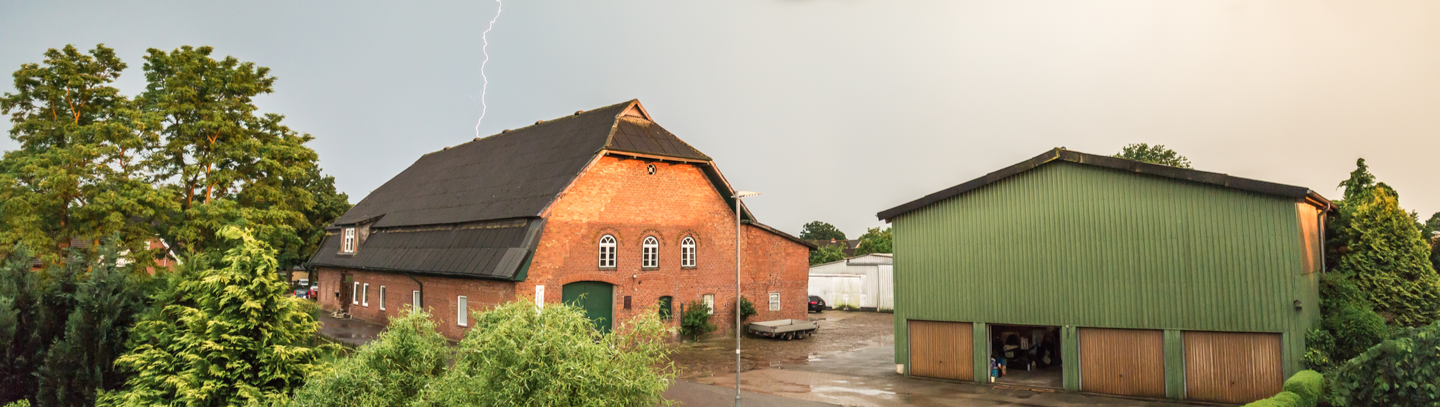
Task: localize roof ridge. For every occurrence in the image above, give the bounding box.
[447,99,637,152]
[601,99,638,151]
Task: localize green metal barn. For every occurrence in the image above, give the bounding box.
[877,148,1330,404]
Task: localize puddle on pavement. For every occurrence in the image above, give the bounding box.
[812,386,896,397]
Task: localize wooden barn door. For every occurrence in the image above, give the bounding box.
[1079,328,1166,398]
[1184,331,1283,404]
[908,321,974,381]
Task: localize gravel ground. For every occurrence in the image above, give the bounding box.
[669,310,895,380]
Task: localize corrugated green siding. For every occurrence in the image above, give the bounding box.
[893,162,1321,378]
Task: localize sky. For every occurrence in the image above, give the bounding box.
[2,0,1437,238]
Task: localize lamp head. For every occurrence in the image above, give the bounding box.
[733,191,762,199]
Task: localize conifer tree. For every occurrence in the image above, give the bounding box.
[0,247,42,404]
[36,245,151,407]
[1334,188,1440,326]
[102,227,322,406]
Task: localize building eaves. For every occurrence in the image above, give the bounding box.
[877,148,1333,222]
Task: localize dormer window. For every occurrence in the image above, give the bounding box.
[342,228,357,253]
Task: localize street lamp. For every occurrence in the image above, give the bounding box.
[732,190,760,406]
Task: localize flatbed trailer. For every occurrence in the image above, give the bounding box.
[747,319,818,340]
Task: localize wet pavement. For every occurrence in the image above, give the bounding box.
[673,311,1208,406]
[317,312,384,347]
[664,380,836,407]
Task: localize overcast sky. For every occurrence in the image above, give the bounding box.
[2,0,1437,238]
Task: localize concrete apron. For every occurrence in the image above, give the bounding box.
[698,346,1203,407]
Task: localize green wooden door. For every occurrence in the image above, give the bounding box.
[562,282,613,333]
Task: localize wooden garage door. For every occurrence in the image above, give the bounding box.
[1079,328,1166,397]
[1184,331,1283,404]
[909,321,973,381]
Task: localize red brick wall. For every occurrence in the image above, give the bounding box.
[520,155,810,337]
[314,267,515,339]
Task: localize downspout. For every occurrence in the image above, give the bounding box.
[402,271,423,311]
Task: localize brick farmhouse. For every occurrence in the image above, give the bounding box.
[308,100,813,339]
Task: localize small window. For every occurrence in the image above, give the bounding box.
[412,290,421,310]
[457,296,468,327]
[362,283,369,307]
[646,163,657,175]
[680,237,696,268]
[703,294,715,315]
[352,282,359,305]
[342,228,356,253]
[379,286,386,310]
[769,293,780,311]
[598,235,617,268]
[658,296,673,320]
[642,236,659,268]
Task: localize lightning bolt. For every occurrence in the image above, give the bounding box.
[474,0,503,137]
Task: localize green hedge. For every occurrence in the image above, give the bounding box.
[1242,370,1324,407]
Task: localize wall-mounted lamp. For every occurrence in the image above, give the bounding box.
[1293,299,1303,310]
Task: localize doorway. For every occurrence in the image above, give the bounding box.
[562,281,614,333]
[988,324,1063,388]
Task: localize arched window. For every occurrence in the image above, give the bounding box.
[642,236,659,268]
[598,235,617,268]
[681,237,696,267]
[658,296,673,320]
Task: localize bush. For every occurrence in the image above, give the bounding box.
[681,300,716,341]
[290,307,448,407]
[1323,303,1388,364]
[1329,321,1440,406]
[739,296,757,322]
[1283,370,1324,407]
[1303,328,1335,371]
[412,299,675,406]
[1243,391,1302,407]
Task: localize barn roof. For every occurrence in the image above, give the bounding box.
[877,148,1332,221]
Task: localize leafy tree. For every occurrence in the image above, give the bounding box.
[680,300,716,341]
[0,44,175,268]
[290,308,448,407]
[1333,188,1440,327]
[101,226,323,406]
[140,45,348,270]
[854,227,892,256]
[1329,321,1440,406]
[1113,143,1193,168]
[412,300,675,407]
[799,221,846,241]
[1424,212,1440,273]
[809,244,846,265]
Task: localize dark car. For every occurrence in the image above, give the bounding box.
[808,295,826,313]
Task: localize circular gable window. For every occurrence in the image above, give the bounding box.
[647,164,657,175]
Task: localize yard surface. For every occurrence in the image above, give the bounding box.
[670,310,894,380]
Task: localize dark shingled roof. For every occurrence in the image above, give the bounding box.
[877,148,1333,221]
[310,100,747,279]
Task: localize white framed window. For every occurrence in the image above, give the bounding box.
[362,283,369,307]
[379,286,386,310]
[642,236,659,268]
[457,296,468,327]
[680,237,696,267]
[598,235,616,268]
[342,228,356,253]
[769,293,781,311]
[352,282,359,305]
[703,294,715,315]
[412,290,421,310]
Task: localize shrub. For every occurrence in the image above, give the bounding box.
[1283,370,1324,407]
[290,307,448,407]
[1303,329,1335,371]
[1323,303,1387,364]
[1329,321,1440,406]
[412,300,675,406]
[1243,391,1302,407]
[739,296,757,322]
[681,300,716,341]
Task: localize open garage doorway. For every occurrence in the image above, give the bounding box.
[987,324,1063,388]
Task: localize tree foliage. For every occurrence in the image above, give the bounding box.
[290,308,448,407]
[0,44,174,268]
[101,227,323,406]
[1113,143,1193,168]
[738,296,757,322]
[808,244,846,265]
[1329,165,1440,327]
[854,227,892,256]
[410,300,675,407]
[140,45,349,269]
[799,221,846,241]
[1329,321,1440,406]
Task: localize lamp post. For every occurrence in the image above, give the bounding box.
[732,190,760,406]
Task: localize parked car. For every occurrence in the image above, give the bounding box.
[294,288,310,299]
[808,295,826,313]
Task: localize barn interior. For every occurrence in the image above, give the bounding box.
[988,324,1064,388]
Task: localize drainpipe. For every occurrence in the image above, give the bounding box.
[402,270,423,312]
